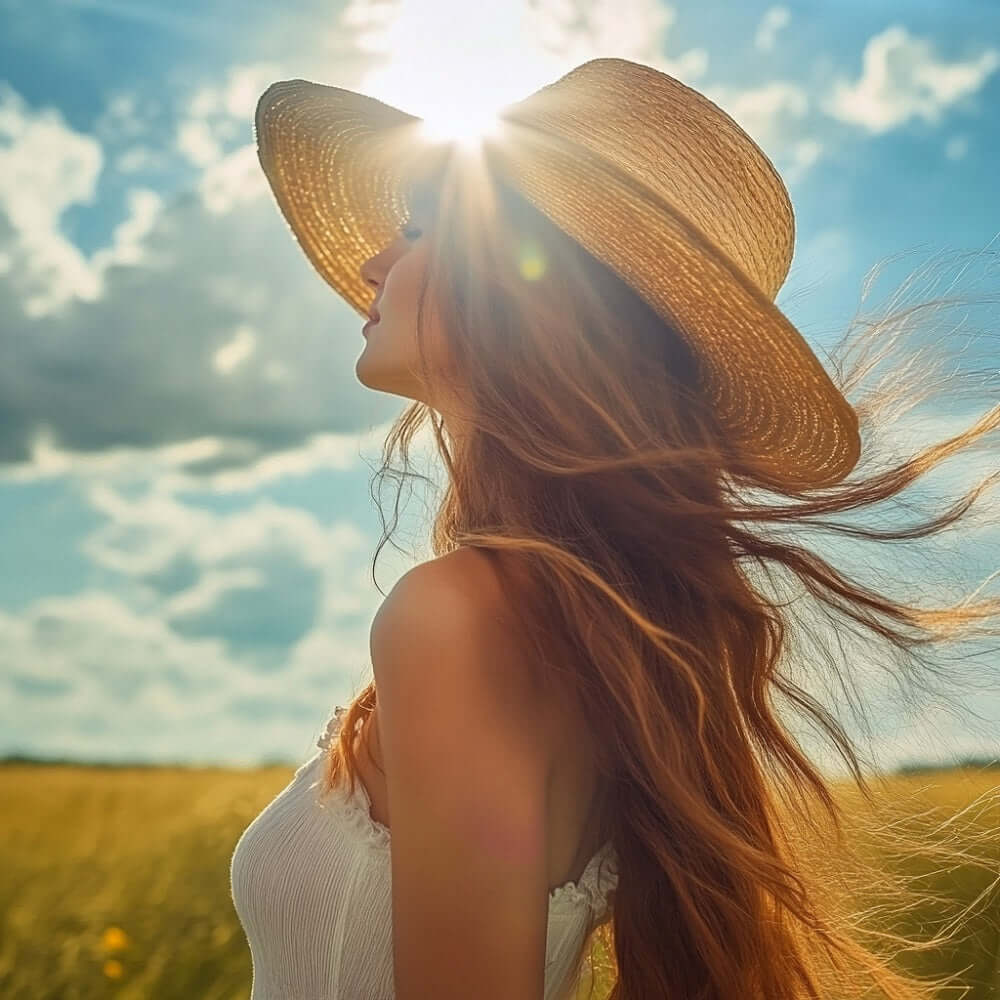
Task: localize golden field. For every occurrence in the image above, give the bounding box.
[1,761,997,999]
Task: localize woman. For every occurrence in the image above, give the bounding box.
[231,58,1000,1000]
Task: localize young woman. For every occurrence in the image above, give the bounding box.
[231,57,1000,1000]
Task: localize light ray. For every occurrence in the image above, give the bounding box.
[418,103,503,150]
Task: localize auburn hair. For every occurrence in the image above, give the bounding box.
[318,149,1000,999]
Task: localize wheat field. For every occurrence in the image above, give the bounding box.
[1,762,997,1000]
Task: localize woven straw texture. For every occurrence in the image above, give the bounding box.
[254,57,860,490]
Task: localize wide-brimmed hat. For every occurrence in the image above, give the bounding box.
[254,57,861,490]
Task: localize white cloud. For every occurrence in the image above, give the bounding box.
[213,323,258,375]
[0,82,167,317]
[0,587,364,764]
[524,0,708,81]
[0,82,104,307]
[176,61,282,168]
[114,144,170,173]
[785,137,823,184]
[198,143,269,215]
[0,423,406,493]
[0,125,407,473]
[716,79,809,127]
[822,25,1000,134]
[176,116,224,167]
[93,188,164,270]
[188,62,283,122]
[75,477,388,658]
[92,89,160,144]
[754,6,790,53]
[0,476,406,764]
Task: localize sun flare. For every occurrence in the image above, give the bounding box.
[417,104,503,149]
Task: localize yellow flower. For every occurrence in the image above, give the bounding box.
[103,959,124,979]
[100,926,130,952]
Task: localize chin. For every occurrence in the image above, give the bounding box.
[355,354,398,395]
[355,357,380,390]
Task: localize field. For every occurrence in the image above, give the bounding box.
[1,762,997,999]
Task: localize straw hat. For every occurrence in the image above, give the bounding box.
[254,57,861,490]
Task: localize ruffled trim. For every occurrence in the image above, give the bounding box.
[316,703,349,751]
[312,705,618,911]
[313,706,392,851]
[548,843,619,911]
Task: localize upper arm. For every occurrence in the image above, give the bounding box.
[371,559,553,1000]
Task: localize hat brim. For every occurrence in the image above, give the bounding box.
[254,78,860,491]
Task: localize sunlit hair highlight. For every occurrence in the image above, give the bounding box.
[319,149,1000,1000]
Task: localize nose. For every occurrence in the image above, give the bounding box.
[360,254,381,294]
[361,228,405,285]
[361,234,405,311]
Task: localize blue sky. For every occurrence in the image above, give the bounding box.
[1,0,998,770]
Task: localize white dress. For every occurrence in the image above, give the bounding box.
[230,706,619,999]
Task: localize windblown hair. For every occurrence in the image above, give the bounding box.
[319,150,1000,999]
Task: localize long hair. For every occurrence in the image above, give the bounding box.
[318,148,1000,999]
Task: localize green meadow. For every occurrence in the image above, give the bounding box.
[1,762,997,1000]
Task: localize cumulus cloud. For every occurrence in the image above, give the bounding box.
[785,138,823,184]
[0,587,369,763]
[0,81,126,314]
[0,83,168,316]
[92,90,159,145]
[754,6,790,53]
[197,143,269,214]
[79,482,373,654]
[822,25,1000,134]
[176,117,224,167]
[0,77,405,473]
[0,422,403,493]
[175,61,281,168]
[0,402,428,764]
[714,79,809,126]
[114,145,171,174]
[524,0,708,80]
[0,467,409,763]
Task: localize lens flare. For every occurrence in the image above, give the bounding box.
[517,239,548,281]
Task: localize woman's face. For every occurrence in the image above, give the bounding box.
[356,198,443,404]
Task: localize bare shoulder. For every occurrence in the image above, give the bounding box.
[370,547,554,750]
[376,547,507,616]
[372,547,516,666]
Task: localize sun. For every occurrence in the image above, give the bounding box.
[417,102,503,149]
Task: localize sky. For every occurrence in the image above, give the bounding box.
[1,0,998,771]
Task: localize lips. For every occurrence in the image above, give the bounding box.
[362,302,381,338]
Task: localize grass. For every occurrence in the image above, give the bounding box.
[0,762,997,999]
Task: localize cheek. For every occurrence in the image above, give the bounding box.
[390,253,439,340]
[388,248,424,299]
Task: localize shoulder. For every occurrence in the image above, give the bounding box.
[370,547,525,696]
[374,547,505,623]
[370,547,542,722]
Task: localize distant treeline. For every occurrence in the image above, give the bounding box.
[1,753,997,773]
[0,754,296,769]
[894,755,1000,775]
